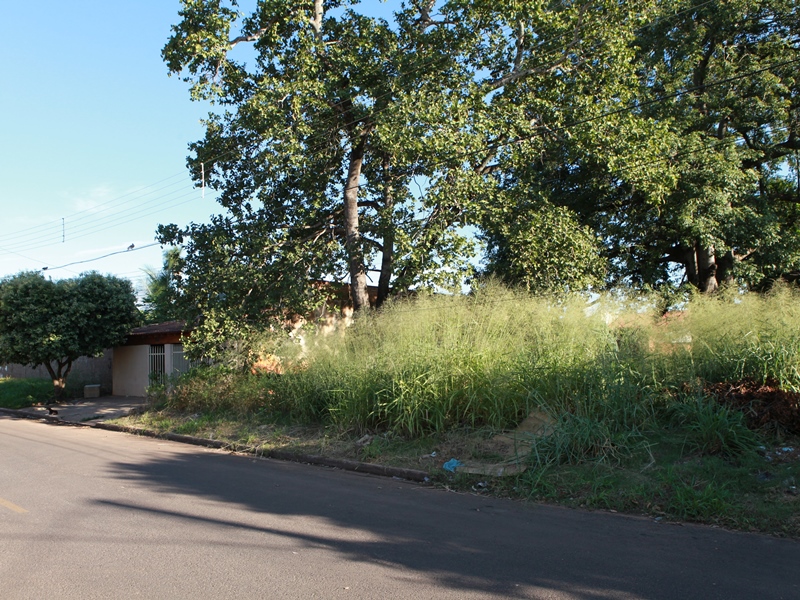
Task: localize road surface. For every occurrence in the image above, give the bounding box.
[1,416,798,599]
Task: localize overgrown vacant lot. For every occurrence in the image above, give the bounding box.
[119,286,800,536]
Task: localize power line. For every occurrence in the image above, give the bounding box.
[0,6,576,251]
[0,187,207,254]
[0,172,190,243]
[41,242,161,272]
[1,0,724,256]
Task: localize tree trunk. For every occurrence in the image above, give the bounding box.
[716,250,735,287]
[682,243,699,287]
[697,244,719,293]
[43,359,72,403]
[376,158,394,309]
[343,136,371,312]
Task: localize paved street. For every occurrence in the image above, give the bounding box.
[1,415,798,599]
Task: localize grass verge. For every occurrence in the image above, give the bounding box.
[0,377,55,409]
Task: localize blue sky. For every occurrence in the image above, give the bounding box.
[0,1,405,294]
[0,1,224,291]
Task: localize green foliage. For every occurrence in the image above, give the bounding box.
[683,286,800,388]
[528,414,646,468]
[659,468,732,522]
[162,285,798,442]
[0,271,140,398]
[160,0,659,345]
[482,202,606,293]
[158,0,800,330]
[162,366,270,414]
[141,247,184,324]
[484,0,800,292]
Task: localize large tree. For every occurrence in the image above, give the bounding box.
[643,0,800,292]
[489,0,800,293]
[0,272,140,400]
[160,0,650,342]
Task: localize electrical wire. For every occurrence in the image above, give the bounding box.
[0,172,189,243]
[41,242,161,272]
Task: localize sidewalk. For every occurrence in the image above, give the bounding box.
[16,396,147,423]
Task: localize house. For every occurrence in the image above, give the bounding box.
[112,321,192,397]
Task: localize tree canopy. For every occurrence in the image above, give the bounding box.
[490,0,800,292]
[160,0,800,342]
[160,0,653,328]
[0,272,140,399]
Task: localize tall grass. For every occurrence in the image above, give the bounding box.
[165,284,800,452]
[683,286,800,389]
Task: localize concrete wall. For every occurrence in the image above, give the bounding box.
[0,350,113,394]
[112,345,149,397]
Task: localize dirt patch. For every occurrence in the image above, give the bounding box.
[705,378,800,435]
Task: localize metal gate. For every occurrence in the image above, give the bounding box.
[149,344,166,385]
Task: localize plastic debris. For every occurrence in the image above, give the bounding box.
[442,458,464,472]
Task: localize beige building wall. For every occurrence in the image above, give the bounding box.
[112,346,149,397]
[112,343,188,397]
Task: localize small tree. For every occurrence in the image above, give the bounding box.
[141,247,185,324]
[0,271,140,401]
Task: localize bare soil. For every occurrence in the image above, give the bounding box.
[705,378,800,435]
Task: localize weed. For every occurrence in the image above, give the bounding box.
[659,468,732,521]
[670,397,760,457]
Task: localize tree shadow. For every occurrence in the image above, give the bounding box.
[101,449,799,599]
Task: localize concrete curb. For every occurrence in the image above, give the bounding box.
[0,407,431,483]
[0,407,62,423]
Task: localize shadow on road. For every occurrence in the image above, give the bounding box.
[101,448,799,600]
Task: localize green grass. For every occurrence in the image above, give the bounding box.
[0,377,55,409]
[512,430,800,535]
[139,283,800,535]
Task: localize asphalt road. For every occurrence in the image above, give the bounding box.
[1,416,798,600]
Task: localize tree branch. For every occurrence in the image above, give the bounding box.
[311,0,324,42]
[487,8,586,90]
[229,28,268,50]
[513,20,525,73]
